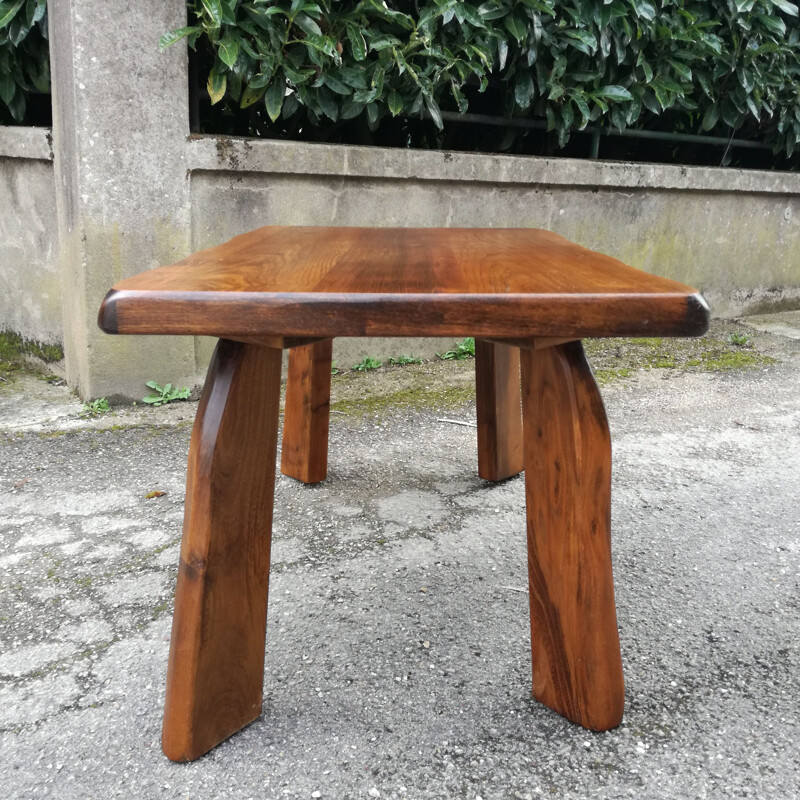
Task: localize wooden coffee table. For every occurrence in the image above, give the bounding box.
[98,226,709,761]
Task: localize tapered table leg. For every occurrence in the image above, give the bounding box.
[475,339,523,481]
[520,341,624,731]
[281,339,333,484]
[162,339,283,762]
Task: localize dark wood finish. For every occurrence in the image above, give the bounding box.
[279,338,524,484]
[520,341,624,731]
[96,225,710,758]
[281,338,333,484]
[98,227,709,339]
[161,339,282,762]
[475,339,523,481]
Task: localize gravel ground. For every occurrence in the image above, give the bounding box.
[0,321,798,800]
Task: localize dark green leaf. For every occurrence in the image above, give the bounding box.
[504,14,526,43]
[667,59,691,81]
[424,93,443,129]
[771,0,798,15]
[283,62,315,84]
[388,90,403,116]
[240,81,267,108]
[323,73,350,95]
[218,36,240,68]
[514,69,534,109]
[756,13,786,35]
[630,0,656,21]
[339,95,364,119]
[370,35,402,52]
[266,74,285,121]
[478,2,509,21]
[346,24,366,61]
[563,29,597,55]
[571,91,591,128]
[0,0,23,29]
[595,84,633,101]
[282,91,300,118]
[316,85,338,120]
[0,70,14,104]
[200,0,223,28]
[293,13,322,37]
[159,26,202,51]
[366,101,379,128]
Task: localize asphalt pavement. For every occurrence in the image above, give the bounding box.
[1,322,798,799]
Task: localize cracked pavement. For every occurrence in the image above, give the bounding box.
[1,325,799,799]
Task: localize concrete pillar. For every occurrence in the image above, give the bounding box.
[50,0,196,400]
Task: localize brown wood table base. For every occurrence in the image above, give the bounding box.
[97,226,709,761]
[521,341,624,729]
[162,340,283,762]
[281,339,333,484]
[280,338,525,485]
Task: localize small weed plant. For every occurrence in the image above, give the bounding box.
[388,355,423,366]
[143,381,191,406]
[728,332,751,347]
[438,338,475,361]
[352,356,382,372]
[81,397,110,416]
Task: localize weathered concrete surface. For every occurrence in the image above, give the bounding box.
[0,128,60,345]
[1,322,798,799]
[49,0,196,402]
[742,310,800,340]
[0,126,52,160]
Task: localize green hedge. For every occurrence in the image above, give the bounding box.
[3,0,800,160]
[166,0,800,157]
[0,0,49,124]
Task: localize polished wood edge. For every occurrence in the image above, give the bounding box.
[687,292,711,335]
[98,290,118,334]
[99,289,711,339]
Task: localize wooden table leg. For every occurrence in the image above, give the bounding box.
[162,339,282,762]
[520,340,625,731]
[280,338,523,485]
[475,339,523,481]
[281,339,333,484]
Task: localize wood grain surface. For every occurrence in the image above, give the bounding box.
[475,339,523,481]
[98,227,709,339]
[520,341,625,731]
[281,338,333,484]
[161,339,282,762]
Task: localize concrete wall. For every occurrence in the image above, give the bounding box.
[0,127,60,345]
[49,0,196,402]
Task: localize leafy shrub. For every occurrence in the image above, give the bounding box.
[142,380,192,406]
[352,355,382,371]
[167,0,800,157]
[438,337,476,360]
[0,0,49,124]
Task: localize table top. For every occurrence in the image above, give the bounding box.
[98,226,709,339]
